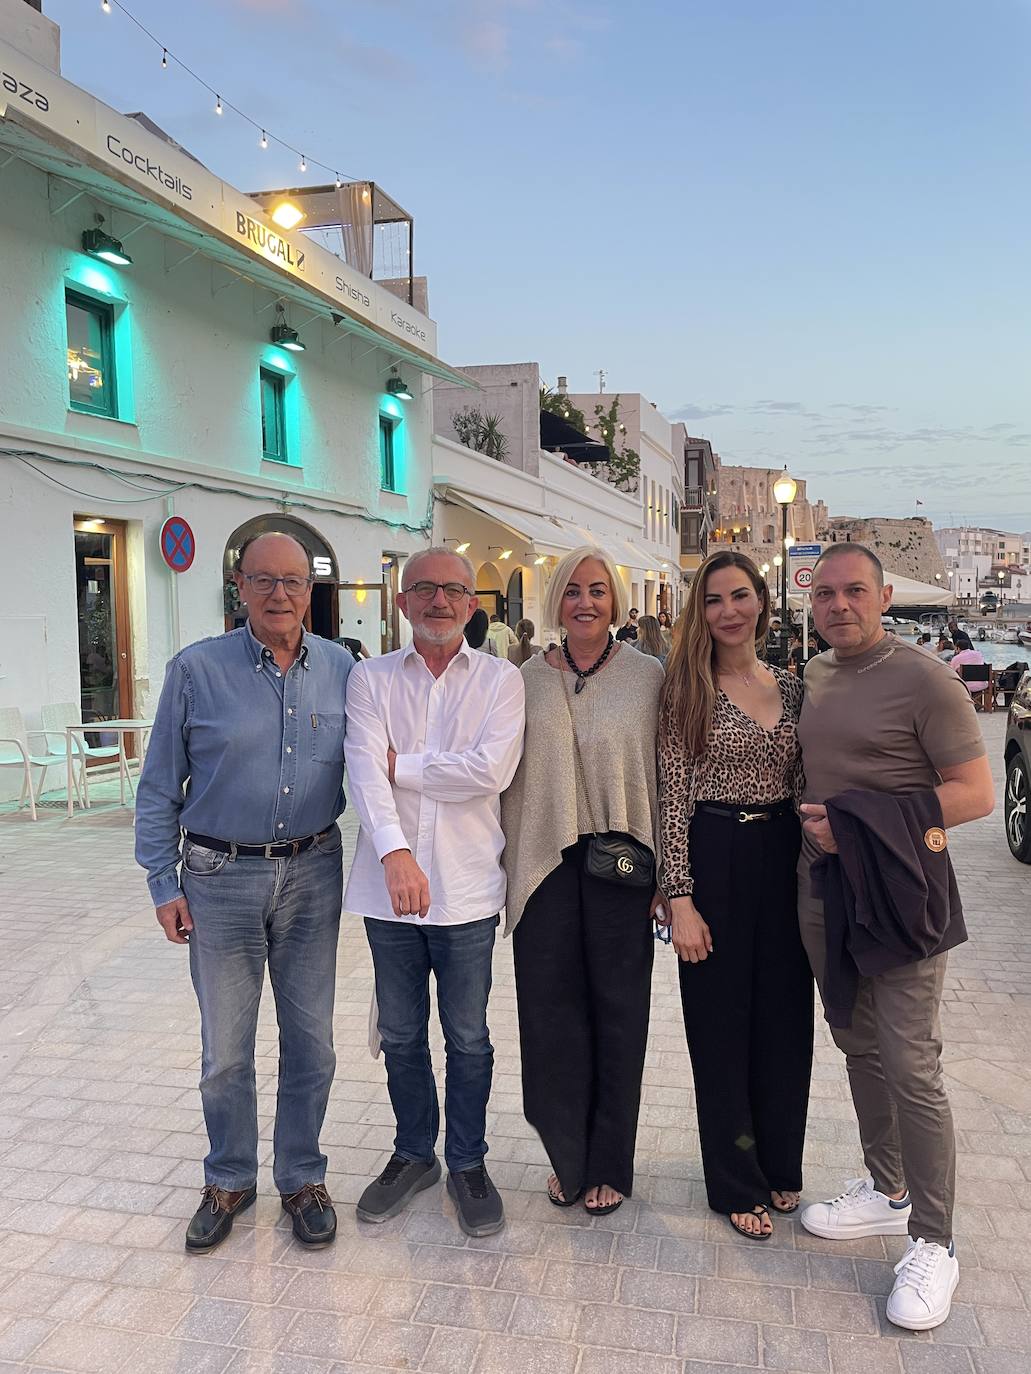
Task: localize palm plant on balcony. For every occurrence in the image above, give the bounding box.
[451,408,510,461]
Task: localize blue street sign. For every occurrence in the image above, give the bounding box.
[789,543,821,557]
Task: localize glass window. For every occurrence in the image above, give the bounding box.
[260,367,287,462]
[379,414,397,491]
[66,291,116,417]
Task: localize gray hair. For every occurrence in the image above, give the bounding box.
[543,544,630,631]
[403,545,476,589]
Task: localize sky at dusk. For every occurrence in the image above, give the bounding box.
[47,0,1031,530]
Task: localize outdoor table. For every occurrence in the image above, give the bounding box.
[65,719,154,817]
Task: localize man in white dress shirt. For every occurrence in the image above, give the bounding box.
[344,547,525,1237]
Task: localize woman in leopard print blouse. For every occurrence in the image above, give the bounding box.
[658,550,813,1241]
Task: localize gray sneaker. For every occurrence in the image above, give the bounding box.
[356,1153,441,1223]
[447,1164,505,1237]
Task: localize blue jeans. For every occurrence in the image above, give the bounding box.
[364,915,498,1174]
[183,827,343,1194]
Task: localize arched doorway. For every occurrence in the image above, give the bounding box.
[223,513,339,639]
[475,561,504,620]
[506,567,524,627]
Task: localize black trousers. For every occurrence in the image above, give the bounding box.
[681,806,813,1214]
[513,839,654,1199]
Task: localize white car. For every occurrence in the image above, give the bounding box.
[881,615,921,637]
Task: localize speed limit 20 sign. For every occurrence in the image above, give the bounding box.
[792,564,814,591]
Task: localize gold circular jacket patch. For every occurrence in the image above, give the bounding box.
[924,826,948,853]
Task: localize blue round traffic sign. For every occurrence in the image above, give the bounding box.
[160,516,196,572]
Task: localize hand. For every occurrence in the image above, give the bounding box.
[155,895,193,945]
[382,849,431,919]
[387,748,397,783]
[650,888,670,925]
[670,895,713,963]
[800,803,838,854]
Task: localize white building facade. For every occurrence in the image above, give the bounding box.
[0,4,467,798]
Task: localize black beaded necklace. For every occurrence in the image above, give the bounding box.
[561,632,615,693]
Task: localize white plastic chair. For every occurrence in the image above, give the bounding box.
[40,702,122,811]
[0,707,66,820]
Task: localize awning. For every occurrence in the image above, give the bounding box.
[442,492,579,557]
[539,410,609,462]
[620,540,666,573]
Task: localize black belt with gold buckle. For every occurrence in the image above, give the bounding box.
[184,829,328,858]
[696,800,794,824]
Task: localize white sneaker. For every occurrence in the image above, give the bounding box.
[886,1237,959,1330]
[800,1177,912,1239]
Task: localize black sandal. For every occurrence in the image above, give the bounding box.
[547,1177,582,1208]
[729,1204,772,1240]
[584,1189,624,1217]
[770,1190,800,1214]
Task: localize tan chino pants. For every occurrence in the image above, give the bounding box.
[798,864,955,1247]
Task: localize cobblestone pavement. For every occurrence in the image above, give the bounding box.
[0,714,1029,1374]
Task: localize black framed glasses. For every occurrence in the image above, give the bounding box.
[241,573,313,595]
[402,581,473,602]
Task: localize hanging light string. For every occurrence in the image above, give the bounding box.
[99,0,355,184]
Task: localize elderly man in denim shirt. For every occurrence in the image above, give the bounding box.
[136,532,352,1254]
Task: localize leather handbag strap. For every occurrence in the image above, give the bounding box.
[559,669,600,836]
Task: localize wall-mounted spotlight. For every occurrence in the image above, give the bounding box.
[271,200,304,230]
[387,370,414,401]
[82,226,132,267]
[534,554,548,566]
[444,538,471,554]
[488,546,513,560]
[270,302,305,352]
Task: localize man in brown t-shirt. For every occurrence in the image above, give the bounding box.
[796,544,993,1332]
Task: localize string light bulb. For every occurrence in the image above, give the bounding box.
[215,94,223,115]
[259,130,268,149]
[101,0,111,12]
[299,154,308,172]
[161,49,168,68]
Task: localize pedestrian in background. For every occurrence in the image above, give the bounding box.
[136,533,352,1254]
[464,607,497,654]
[502,546,663,1216]
[658,549,812,1240]
[343,548,525,1238]
[615,607,640,642]
[486,613,518,657]
[634,614,668,666]
[657,608,674,652]
[797,543,994,1329]
[508,617,542,667]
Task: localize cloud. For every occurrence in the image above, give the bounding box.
[670,402,736,420]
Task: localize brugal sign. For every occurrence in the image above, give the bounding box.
[233,211,306,272]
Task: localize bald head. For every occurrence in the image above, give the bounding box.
[237,531,312,576]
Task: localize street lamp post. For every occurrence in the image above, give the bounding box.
[772,467,797,665]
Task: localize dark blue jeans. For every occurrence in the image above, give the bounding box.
[364,915,498,1174]
[183,827,343,1194]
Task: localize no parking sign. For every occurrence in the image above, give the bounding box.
[159,516,196,573]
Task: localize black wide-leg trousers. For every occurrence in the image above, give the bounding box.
[680,807,813,1214]
[513,839,654,1199]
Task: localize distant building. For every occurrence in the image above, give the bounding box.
[820,517,947,584]
[676,432,720,572]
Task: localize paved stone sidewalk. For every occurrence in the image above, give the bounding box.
[0,715,1029,1374]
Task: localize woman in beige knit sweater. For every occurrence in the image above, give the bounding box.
[501,546,663,1215]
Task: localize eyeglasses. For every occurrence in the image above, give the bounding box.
[402,581,472,602]
[240,573,313,595]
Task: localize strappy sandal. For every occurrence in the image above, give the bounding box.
[547,1176,582,1208]
[770,1190,800,1214]
[584,1189,624,1217]
[729,1204,772,1240]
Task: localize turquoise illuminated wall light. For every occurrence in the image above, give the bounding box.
[82,227,132,267]
[387,369,413,401]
